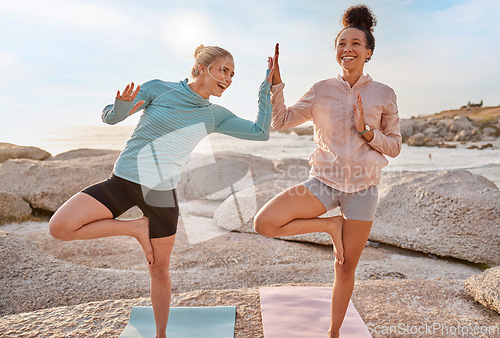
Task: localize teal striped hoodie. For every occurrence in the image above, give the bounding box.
[102,71,271,190]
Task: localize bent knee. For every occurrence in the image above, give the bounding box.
[48,216,73,241]
[253,212,276,237]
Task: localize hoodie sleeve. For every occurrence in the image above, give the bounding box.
[270,82,314,130]
[367,89,402,158]
[213,70,272,141]
[101,80,159,125]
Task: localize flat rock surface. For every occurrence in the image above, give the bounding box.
[1,280,498,338]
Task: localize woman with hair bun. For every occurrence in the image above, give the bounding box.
[49,44,276,337]
[255,5,401,337]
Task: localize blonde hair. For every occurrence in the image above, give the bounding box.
[191,44,233,78]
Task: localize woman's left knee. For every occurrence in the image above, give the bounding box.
[148,262,170,282]
[335,258,358,276]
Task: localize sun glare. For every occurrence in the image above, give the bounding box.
[162,10,217,56]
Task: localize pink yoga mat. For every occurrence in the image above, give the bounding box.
[259,286,371,337]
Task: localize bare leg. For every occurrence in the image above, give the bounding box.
[327,219,373,338]
[49,192,154,263]
[148,235,176,338]
[254,184,344,264]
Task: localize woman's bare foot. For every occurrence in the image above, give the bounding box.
[133,217,154,264]
[325,216,344,264]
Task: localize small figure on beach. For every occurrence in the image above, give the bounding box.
[48,45,275,337]
[254,5,401,337]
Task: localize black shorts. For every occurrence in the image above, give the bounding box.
[81,174,179,238]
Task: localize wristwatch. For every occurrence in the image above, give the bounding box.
[358,124,371,135]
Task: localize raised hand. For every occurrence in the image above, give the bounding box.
[353,92,365,133]
[116,82,145,115]
[267,56,275,84]
[269,43,282,85]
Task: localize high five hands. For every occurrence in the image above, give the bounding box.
[267,43,282,85]
[116,82,145,116]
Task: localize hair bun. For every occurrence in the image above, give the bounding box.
[194,44,206,58]
[341,5,376,32]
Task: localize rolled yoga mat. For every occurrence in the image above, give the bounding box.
[120,306,236,338]
[259,286,371,337]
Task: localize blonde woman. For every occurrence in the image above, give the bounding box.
[255,5,401,337]
[49,45,276,337]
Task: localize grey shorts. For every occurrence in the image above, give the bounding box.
[302,177,378,222]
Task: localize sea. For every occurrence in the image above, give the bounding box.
[3,125,500,188]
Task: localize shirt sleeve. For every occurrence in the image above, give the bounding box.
[214,71,272,141]
[367,89,402,158]
[271,82,314,130]
[101,80,158,125]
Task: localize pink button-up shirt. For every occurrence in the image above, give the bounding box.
[271,74,402,193]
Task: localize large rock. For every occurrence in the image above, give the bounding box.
[214,180,336,245]
[407,132,426,146]
[0,191,32,224]
[482,127,496,136]
[0,143,51,163]
[176,152,278,201]
[423,126,439,135]
[413,119,428,133]
[464,267,500,314]
[373,170,500,265]
[453,129,472,141]
[0,152,118,212]
[450,119,473,134]
[399,119,415,142]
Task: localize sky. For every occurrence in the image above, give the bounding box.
[1,0,499,138]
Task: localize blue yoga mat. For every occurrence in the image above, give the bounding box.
[119,306,236,338]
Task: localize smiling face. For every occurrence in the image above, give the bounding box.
[198,57,235,98]
[336,27,372,73]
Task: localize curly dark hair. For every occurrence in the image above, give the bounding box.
[335,5,377,62]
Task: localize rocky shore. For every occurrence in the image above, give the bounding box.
[277,105,500,148]
[0,143,499,337]
[401,114,499,147]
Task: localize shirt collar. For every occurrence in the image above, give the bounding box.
[336,74,372,89]
[180,78,211,106]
